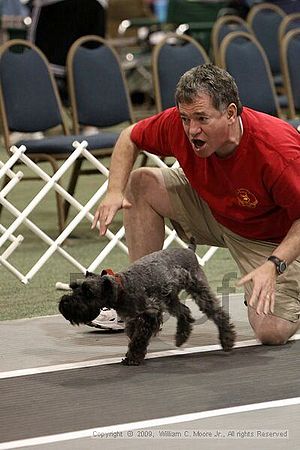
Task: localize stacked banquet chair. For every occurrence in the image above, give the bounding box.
[211,14,253,65]
[278,12,300,43]
[246,2,287,108]
[218,30,299,130]
[280,28,300,130]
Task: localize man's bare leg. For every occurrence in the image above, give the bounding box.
[124,167,176,262]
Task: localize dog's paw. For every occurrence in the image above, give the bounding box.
[220,328,236,352]
[175,333,189,347]
[121,357,143,366]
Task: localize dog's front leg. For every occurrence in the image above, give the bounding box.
[121,315,154,366]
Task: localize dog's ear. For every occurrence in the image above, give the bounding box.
[70,281,80,290]
[70,278,84,290]
[85,271,96,278]
[100,269,108,276]
[101,276,114,294]
[81,281,94,297]
[101,276,119,307]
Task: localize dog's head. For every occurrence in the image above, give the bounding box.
[58,272,120,325]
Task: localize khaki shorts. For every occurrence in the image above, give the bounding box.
[162,167,300,323]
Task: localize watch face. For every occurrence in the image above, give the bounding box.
[279,261,287,273]
[268,256,287,274]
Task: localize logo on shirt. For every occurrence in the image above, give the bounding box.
[237,188,258,208]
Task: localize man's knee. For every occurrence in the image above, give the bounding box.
[126,167,162,200]
[255,330,289,346]
[252,320,298,345]
[125,167,175,219]
[248,308,298,345]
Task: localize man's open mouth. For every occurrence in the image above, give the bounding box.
[192,139,205,149]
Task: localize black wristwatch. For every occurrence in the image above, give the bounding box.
[267,256,287,275]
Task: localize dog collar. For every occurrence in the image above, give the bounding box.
[101,268,123,288]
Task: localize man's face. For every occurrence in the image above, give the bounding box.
[178,93,235,158]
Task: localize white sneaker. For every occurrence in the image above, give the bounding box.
[87,308,125,331]
[10,131,44,144]
[82,126,99,136]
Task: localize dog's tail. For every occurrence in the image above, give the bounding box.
[188,237,197,253]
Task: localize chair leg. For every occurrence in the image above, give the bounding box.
[54,188,66,234]
[49,166,66,234]
[64,158,83,221]
[35,154,66,234]
[0,174,11,218]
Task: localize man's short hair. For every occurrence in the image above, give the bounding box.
[175,64,243,115]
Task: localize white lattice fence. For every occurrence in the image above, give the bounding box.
[0,141,218,287]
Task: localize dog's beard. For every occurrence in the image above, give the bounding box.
[59,294,100,325]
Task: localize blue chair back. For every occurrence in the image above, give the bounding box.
[212,15,253,65]
[0,40,64,133]
[279,12,300,43]
[219,31,281,116]
[247,3,286,76]
[152,33,210,111]
[281,28,300,115]
[218,21,249,45]
[67,36,133,130]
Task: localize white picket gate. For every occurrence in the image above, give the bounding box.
[0,141,218,287]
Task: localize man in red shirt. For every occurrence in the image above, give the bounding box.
[92,64,300,344]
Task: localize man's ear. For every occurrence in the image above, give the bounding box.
[227,103,237,124]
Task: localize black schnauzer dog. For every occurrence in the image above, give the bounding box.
[59,240,236,365]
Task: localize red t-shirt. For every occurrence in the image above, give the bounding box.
[130,107,300,243]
